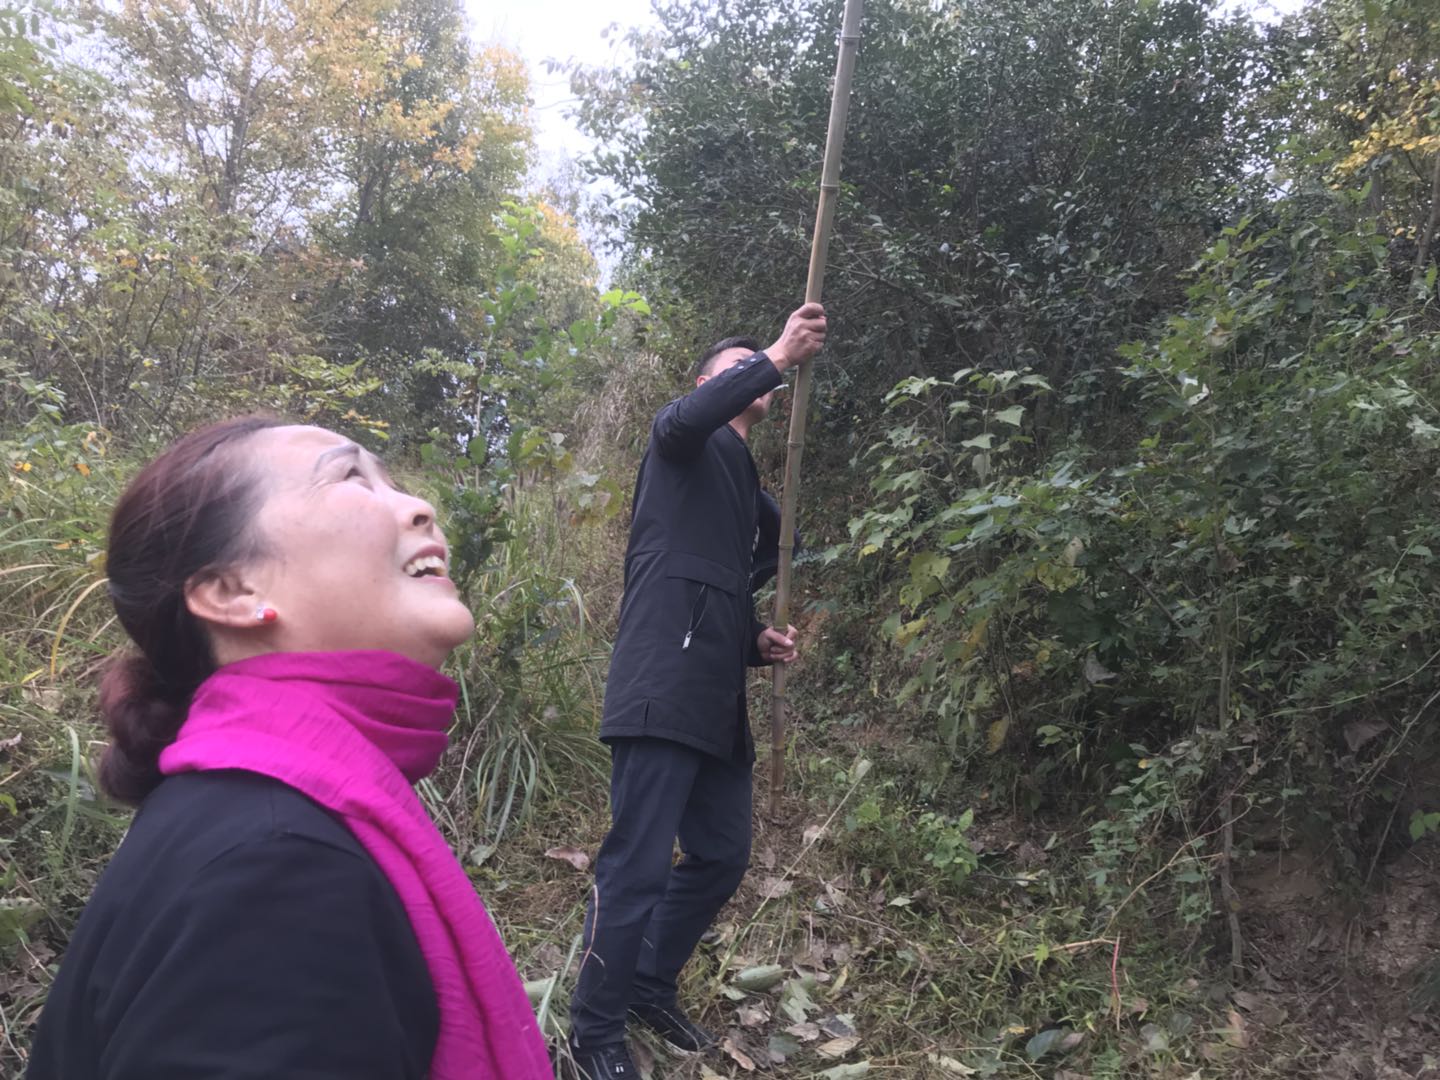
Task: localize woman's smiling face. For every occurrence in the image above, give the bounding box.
[202,425,474,668]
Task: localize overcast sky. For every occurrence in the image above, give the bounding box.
[467,0,656,176]
[469,0,1310,182]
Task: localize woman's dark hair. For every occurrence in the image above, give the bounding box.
[99,416,283,805]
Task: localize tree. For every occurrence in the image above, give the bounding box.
[1315,0,1439,284]
[574,0,1290,479]
[2,1,535,438]
[315,0,531,442]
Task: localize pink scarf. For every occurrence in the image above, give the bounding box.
[158,650,553,1080]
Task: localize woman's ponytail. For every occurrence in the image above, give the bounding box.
[97,653,190,806]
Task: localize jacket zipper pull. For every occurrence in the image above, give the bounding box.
[682,584,707,650]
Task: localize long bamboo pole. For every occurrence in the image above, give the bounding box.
[769,0,865,820]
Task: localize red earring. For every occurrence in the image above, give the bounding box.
[255,606,278,624]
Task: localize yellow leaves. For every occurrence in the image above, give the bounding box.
[340,409,387,428]
[1035,560,1081,591]
[373,97,453,144]
[894,617,929,647]
[11,459,97,478]
[431,131,485,174]
[536,200,578,233]
[299,8,527,169]
[1333,75,1440,177]
[476,43,529,96]
[959,617,989,663]
[985,716,1009,755]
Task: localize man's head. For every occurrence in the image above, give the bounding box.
[694,336,762,379]
[694,335,776,428]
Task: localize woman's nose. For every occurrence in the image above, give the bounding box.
[402,492,437,529]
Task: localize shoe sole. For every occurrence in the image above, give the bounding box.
[655,1036,720,1058]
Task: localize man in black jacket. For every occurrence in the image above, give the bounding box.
[569,303,827,1079]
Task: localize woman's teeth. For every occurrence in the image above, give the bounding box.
[403,554,446,578]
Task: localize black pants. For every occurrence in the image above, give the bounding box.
[569,737,752,1049]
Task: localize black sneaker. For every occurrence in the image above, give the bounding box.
[628,1002,717,1054]
[569,1041,638,1080]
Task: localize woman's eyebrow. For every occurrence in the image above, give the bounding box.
[313,443,361,474]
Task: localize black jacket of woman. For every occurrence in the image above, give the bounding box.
[26,770,436,1079]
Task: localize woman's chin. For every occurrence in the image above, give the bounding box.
[384,600,476,668]
[434,604,478,653]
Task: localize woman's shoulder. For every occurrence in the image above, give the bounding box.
[85,770,386,928]
[30,771,438,1079]
[79,769,420,972]
[136,770,364,861]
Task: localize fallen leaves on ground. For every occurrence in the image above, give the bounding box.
[542,845,590,872]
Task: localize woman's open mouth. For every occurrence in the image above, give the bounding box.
[402,554,447,579]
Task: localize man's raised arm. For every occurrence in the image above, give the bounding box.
[652,303,826,460]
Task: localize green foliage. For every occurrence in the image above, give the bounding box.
[576,0,1288,487]
[838,767,978,892]
[423,201,650,451]
[403,204,639,864]
[0,2,54,117]
[579,0,1440,1035]
[915,808,979,882]
[0,1,546,443]
[844,175,1440,908]
[1411,809,1440,842]
[416,204,640,592]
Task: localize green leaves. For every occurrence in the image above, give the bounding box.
[733,964,788,992]
[1025,1027,1082,1061]
[1410,810,1440,842]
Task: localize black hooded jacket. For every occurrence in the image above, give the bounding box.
[599,351,786,761]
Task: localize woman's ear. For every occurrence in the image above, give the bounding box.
[184,569,264,630]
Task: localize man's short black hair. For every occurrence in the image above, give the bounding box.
[695,336,762,379]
